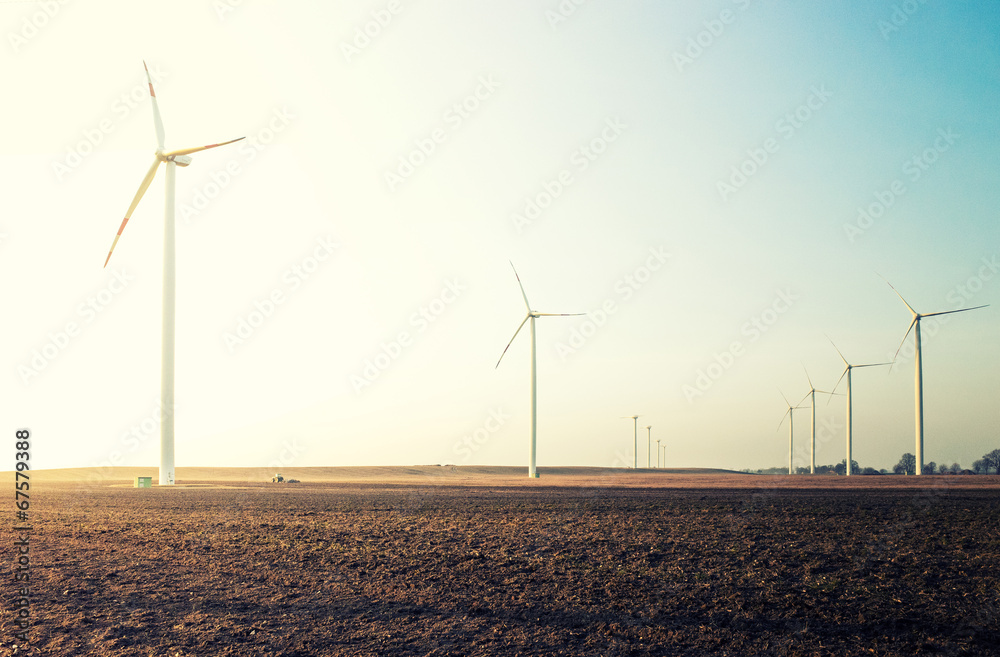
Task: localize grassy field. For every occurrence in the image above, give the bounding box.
[4,468,999,656]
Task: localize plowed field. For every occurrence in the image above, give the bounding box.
[4,470,999,656]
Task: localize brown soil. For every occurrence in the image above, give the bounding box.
[4,469,999,656]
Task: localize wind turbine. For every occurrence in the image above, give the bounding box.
[103,62,244,486]
[777,390,805,475]
[798,368,839,474]
[656,438,661,468]
[645,425,652,468]
[496,262,584,478]
[829,338,891,476]
[620,415,640,468]
[882,278,988,475]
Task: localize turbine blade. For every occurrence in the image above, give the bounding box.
[778,388,792,407]
[534,312,586,317]
[495,315,530,369]
[827,335,848,367]
[802,364,814,390]
[104,157,162,267]
[777,407,791,432]
[830,367,848,397]
[163,136,245,159]
[890,317,918,368]
[920,305,989,319]
[853,362,892,369]
[144,61,165,150]
[878,274,918,316]
[508,261,531,311]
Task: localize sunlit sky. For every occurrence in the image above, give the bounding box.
[3,2,998,474]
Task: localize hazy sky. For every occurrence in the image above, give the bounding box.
[3,1,998,474]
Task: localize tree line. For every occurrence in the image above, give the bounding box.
[749,448,1000,475]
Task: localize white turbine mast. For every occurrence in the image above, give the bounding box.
[495,262,584,478]
[645,425,652,469]
[828,338,891,476]
[777,389,806,475]
[882,277,988,475]
[620,415,641,469]
[103,62,244,486]
[798,368,839,474]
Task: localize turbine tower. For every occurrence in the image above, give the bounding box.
[656,438,661,468]
[778,390,805,475]
[103,62,244,486]
[645,425,652,469]
[620,416,640,468]
[829,339,890,476]
[798,368,838,474]
[496,262,584,478]
[883,278,988,475]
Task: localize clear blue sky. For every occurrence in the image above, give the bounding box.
[2,1,998,473]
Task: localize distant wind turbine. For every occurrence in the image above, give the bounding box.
[496,262,584,478]
[829,338,891,476]
[656,438,661,468]
[882,277,988,475]
[620,415,641,468]
[645,425,652,469]
[777,390,806,475]
[798,368,839,474]
[103,62,244,486]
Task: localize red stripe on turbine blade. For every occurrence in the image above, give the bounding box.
[116,216,130,235]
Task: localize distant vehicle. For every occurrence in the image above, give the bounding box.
[272,473,284,483]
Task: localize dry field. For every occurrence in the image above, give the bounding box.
[4,467,1000,656]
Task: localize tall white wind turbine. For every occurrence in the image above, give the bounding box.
[103,62,244,486]
[496,262,584,478]
[798,369,839,474]
[656,438,661,468]
[882,278,988,475]
[645,425,652,468]
[777,390,805,475]
[829,339,891,476]
[620,415,641,469]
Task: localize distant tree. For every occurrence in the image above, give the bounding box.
[973,459,986,474]
[861,467,881,475]
[894,453,916,475]
[983,449,1000,474]
[834,459,860,475]
[922,461,937,475]
[950,463,962,474]
[795,466,810,475]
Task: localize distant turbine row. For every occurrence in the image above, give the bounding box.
[780,277,987,475]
